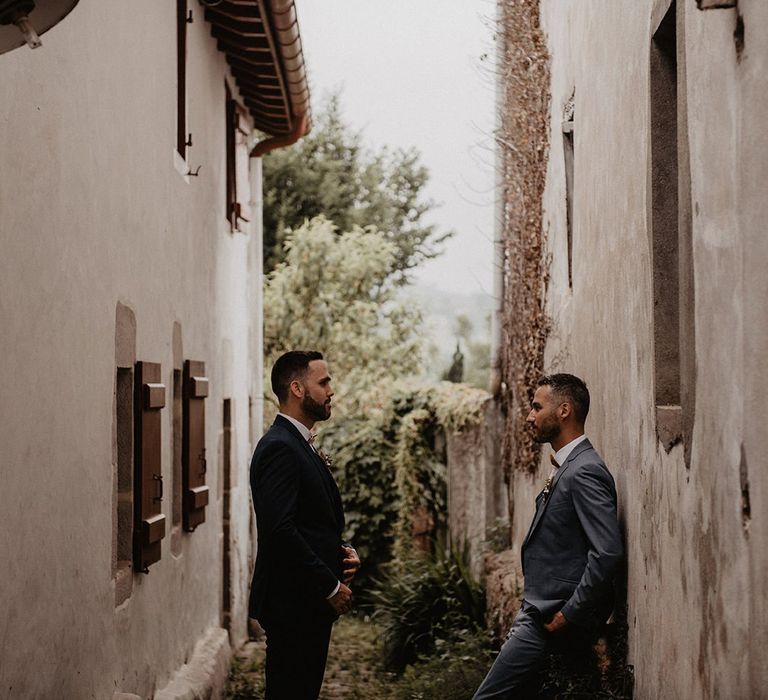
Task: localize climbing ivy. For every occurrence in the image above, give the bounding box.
[318,380,488,593]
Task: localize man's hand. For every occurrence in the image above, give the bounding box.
[544,611,568,633]
[342,545,361,585]
[327,582,353,616]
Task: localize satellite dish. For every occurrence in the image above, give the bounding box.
[0,0,80,55]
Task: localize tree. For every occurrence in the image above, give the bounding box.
[263,216,424,417]
[262,93,451,281]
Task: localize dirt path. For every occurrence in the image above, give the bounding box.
[321,616,393,699]
[226,616,393,700]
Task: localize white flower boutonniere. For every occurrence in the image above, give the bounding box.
[542,474,554,501]
[318,450,334,469]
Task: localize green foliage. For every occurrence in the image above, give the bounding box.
[370,542,487,673]
[320,414,399,596]
[263,217,423,419]
[319,381,488,595]
[390,630,495,700]
[224,652,264,699]
[262,93,451,279]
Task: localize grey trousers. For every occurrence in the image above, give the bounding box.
[473,601,600,699]
[472,602,549,699]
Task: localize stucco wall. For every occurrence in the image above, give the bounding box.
[501,0,767,697]
[0,2,260,697]
[446,398,506,579]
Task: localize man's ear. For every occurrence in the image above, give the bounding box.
[558,401,572,420]
[289,380,304,399]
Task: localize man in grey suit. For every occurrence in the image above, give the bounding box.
[473,373,623,698]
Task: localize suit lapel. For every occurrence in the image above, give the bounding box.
[522,439,593,548]
[273,416,344,529]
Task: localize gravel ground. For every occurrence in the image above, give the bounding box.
[226,615,395,700]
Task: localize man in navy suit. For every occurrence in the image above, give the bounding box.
[249,350,360,700]
[473,373,623,698]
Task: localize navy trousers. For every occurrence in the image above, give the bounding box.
[262,614,334,700]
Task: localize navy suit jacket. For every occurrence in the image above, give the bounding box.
[521,438,622,629]
[248,415,345,624]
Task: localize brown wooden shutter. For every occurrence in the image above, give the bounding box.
[133,361,167,573]
[234,106,252,226]
[183,360,209,531]
[225,88,236,228]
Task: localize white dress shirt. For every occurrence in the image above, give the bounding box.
[553,433,588,467]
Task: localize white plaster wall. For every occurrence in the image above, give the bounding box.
[503,1,767,696]
[0,2,258,696]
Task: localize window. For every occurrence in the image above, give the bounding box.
[226,85,252,231]
[176,0,189,159]
[114,367,133,603]
[114,302,136,604]
[562,96,575,289]
[171,368,183,556]
[221,399,233,631]
[650,0,695,459]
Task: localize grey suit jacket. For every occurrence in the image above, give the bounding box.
[521,438,622,629]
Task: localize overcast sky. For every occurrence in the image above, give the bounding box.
[296,0,497,296]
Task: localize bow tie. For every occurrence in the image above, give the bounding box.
[542,454,559,500]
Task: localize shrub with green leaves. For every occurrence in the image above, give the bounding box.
[391,630,495,700]
[319,381,488,597]
[371,542,486,672]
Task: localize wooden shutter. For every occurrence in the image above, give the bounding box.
[234,106,252,226]
[225,89,236,228]
[133,361,167,573]
[183,360,209,531]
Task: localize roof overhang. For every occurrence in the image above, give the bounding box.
[204,0,310,145]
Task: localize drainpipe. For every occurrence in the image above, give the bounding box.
[249,156,265,444]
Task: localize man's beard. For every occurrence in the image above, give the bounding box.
[533,415,560,444]
[302,392,331,422]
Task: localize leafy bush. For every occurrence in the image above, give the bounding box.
[320,381,488,599]
[391,630,495,700]
[321,414,399,598]
[370,542,486,672]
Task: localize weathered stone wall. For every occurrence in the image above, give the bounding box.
[0,2,262,697]
[497,0,768,696]
[446,398,506,579]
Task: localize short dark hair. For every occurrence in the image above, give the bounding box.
[537,373,590,424]
[271,350,324,403]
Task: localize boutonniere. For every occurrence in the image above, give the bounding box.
[542,474,554,501]
[318,449,334,469]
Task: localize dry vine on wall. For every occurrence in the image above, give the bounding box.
[498,0,551,476]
